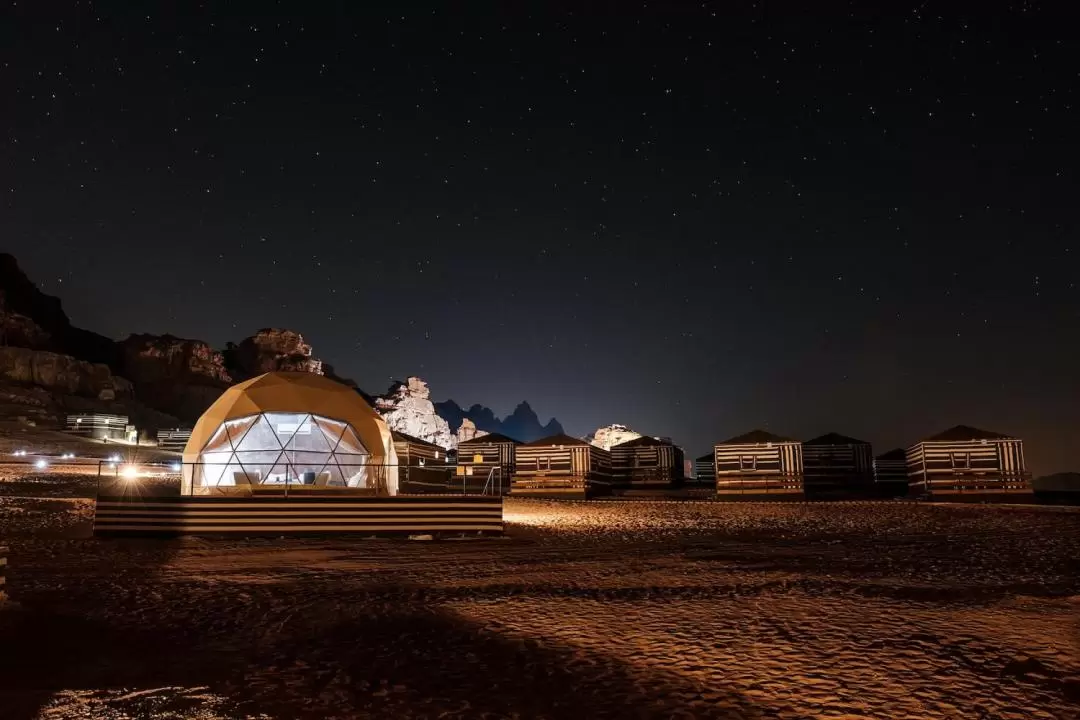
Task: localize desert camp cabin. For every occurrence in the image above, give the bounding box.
[906,425,1032,501]
[456,432,520,495]
[873,448,910,498]
[511,433,612,498]
[714,430,804,499]
[610,436,685,489]
[392,430,451,494]
[801,432,874,499]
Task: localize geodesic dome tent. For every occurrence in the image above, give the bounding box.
[180,372,399,495]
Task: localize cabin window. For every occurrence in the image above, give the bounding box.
[740,455,757,471]
[951,452,970,469]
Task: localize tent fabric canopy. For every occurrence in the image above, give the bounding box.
[181,372,398,494]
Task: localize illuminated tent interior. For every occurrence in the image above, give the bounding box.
[180,372,399,495]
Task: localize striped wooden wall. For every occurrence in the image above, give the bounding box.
[456,439,516,483]
[393,439,444,466]
[93,495,503,536]
[511,444,612,498]
[906,438,1030,499]
[714,441,804,498]
[802,442,874,498]
[610,442,683,487]
[695,453,715,485]
[0,545,6,601]
[157,428,192,452]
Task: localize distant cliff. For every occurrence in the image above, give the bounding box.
[375,377,455,449]
[435,398,563,443]
[585,424,644,451]
[1,254,565,438]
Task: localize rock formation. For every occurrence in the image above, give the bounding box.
[585,423,644,451]
[0,346,132,400]
[229,328,323,377]
[456,418,489,444]
[375,377,455,449]
[118,334,232,420]
[435,398,563,443]
[0,253,117,365]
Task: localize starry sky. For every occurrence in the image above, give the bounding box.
[3,2,1078,474]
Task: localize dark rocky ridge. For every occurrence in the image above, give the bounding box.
[435,398,564,443]
[0,254,564,437]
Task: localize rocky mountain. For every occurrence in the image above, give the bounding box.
[0,253,117,364]
[375,377,455,449]
[585,423,644,451]
[0,346,132,400]
[435,398,564,443]
[226,329,323,377]
[455,418,489,444]
[0,255,565,441]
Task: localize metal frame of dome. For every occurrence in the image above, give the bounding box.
[180,372,398,494]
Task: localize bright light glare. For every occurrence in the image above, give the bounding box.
[120,465,140,479]
[109,454,121,462]
[170,462,181,472]
[35,459,48,470]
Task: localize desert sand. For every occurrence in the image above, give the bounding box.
[1,471,1078,719]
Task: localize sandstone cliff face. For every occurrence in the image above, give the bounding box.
[231,328,323,377]
[586,423,644,451]
[120,334,232,385]
[0,303,51,349]
[376,377,455,449]
[119,334,232,421]
[0,253,117,364]
[456,418,489,444]
[0,346,131,400]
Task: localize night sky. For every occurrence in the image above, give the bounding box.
[3,2,1077,474]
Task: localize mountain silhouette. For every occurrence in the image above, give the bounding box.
[435,399,563,443]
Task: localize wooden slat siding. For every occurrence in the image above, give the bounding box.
[695,454,716,484]
[714,441,804,497]
[610,443,682,487]
[906,438,1032,499]
[65,413,128,437]
[93,496,503,536]
[0,545,6,600]
[511,443,612,498]
[456,439,517,486]
[393,440,443,466]
[157,428,192,452]
[802,442,874,498]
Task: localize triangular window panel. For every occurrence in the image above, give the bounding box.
[313,416,349,451]
[236,414,284,453]
[285,414,333,453]
[225,415,260,450]
[234,449,286,485]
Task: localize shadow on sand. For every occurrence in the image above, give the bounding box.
[0,568,778,719]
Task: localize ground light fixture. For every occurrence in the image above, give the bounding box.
[35,459,48,470]
[120,465,140,480]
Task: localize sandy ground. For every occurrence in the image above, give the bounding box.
[1,473,1079,719]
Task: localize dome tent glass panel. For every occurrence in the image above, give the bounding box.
[192,412,373,489]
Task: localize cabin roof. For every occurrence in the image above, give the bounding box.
[457,431,521,446]
[920,425,1014,443]
[390,430,443,449]
[876,448,907,461]
[696,452,715,462]
[804,432,870,446]
[717,429,797,445]
[611,435,669,448]
[523,432,592,448]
